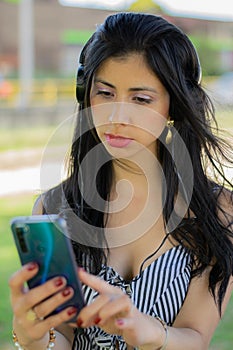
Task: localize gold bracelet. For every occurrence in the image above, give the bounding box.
[155,316,168,350]
[12,328,56,349]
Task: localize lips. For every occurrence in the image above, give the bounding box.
[105,134,133,148]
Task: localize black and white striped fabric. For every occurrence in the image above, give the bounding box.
[72,245,193,350]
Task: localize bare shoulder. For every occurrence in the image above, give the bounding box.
[216,187,233,231]
[32,194,44,215]
[217,186,233,207]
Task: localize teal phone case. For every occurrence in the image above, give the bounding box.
[11,215,85,321]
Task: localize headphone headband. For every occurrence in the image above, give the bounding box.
[75,25,202,104]
[76,36,94,103]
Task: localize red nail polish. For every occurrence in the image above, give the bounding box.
[63,287,72,296]
[27,262,37,271]
[62,287,72,297]
[54,277,64,287]
[116,319,124,326]
[67,307,77,316]
[77,318,83,327]
[94,316,101,325]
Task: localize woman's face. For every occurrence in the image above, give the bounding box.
[90,53,170,158]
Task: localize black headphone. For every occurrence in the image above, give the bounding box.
[76,53,86,104]
[76,37,94,104]
[195,51,202,85]
[75,36,202,104]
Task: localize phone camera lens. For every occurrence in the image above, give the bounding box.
[16,226,28,253]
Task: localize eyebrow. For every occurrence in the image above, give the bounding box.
[94,78,158,94]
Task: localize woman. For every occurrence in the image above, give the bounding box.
[9,12,233,350]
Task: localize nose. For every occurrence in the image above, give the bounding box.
[109,102,131,125]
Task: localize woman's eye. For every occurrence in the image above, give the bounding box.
[96,90,113,98]
[133,96,152,104]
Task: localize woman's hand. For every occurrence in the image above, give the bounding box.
[76,268,165,349]
[9,262,78,348]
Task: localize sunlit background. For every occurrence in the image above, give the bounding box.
[60,0,233,19]
[0,1,232,349]
[0,0,232,196]
[0,0,233,112]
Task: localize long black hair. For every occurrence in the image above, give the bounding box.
[44,13,233,313]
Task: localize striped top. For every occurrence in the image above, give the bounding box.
[72,245,193,350]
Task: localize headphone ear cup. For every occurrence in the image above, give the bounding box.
[76,64,86,103]
[196,56,202,85]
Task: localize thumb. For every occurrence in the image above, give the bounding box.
[115,317,134,329]
[115,317,144,347]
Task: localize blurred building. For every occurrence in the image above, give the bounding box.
[0,0,233,77]
[0,0,113,77]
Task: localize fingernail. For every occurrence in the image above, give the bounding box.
[62,287,72,297]
[77,318,83,327]
[94,316,101,325]
[67,307,77,316]
[116,319,124,326]
[54,277,65,287]
[27,262,37,271]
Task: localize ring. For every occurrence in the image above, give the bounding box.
[26,308,37,321]
[34,308,45,321]
[26,308,44,322]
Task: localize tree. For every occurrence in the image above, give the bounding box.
[129,0,162,13]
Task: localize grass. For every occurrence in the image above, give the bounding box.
[209,295,233,349]
[0,125,71,152]
[216,109,233,134]
[0,126,55,152]
[0,194,36,349]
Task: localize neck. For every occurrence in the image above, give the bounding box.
[106,153,165,248]
[111,152,163,200]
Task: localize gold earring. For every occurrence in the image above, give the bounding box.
[165,120,174,144]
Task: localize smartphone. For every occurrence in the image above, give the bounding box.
[11,214,85,322]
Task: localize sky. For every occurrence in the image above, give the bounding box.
[59,0,233,20]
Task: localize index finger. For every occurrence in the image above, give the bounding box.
[78,268,122,295]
